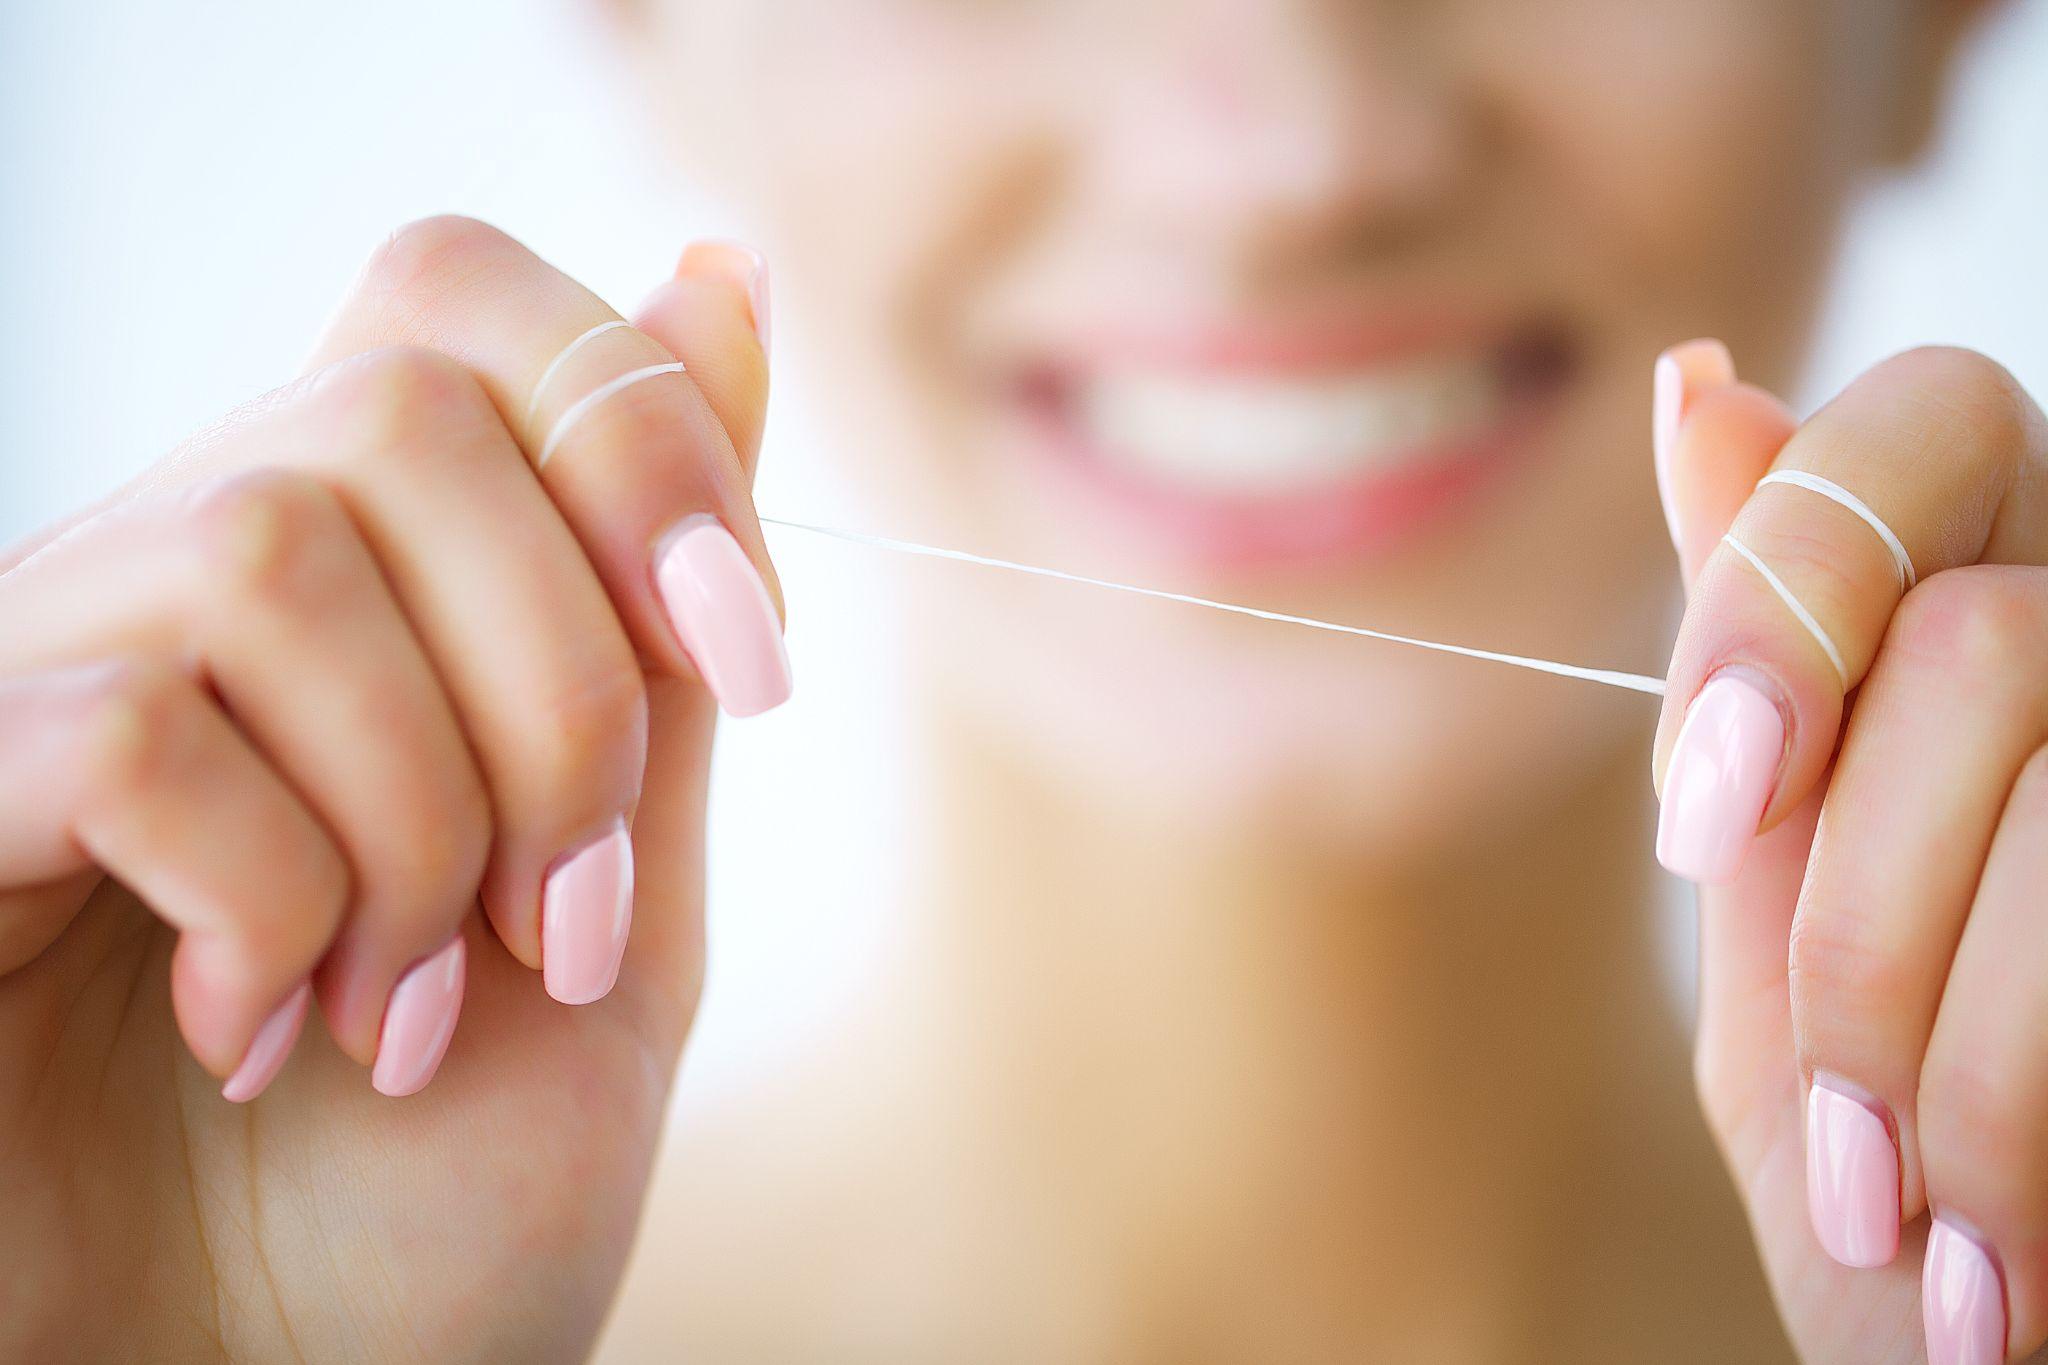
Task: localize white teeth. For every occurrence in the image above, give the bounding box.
[1078,358,1503,494]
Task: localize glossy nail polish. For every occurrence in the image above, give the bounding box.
[542,820,635,1006]
[221,980,312,1103]
[1924,1219,2005,1365]
[372,935,466,1098]
[1805,1079,1899,1268]
[653,515,792,718]
[1656,673,1783,884]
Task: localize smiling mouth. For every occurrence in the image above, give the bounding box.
[1009,323,1577,567]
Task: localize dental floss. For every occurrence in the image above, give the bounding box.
[758,515,1668,696]
[1721,533,1849,683]
[537,360,688,467]
[526,319,632,421]
[1756,470,1917,591]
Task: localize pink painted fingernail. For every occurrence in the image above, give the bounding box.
[1805,1079,1899,1268]
[1656,672,1783,884]
[221,980,311,1103]
[372,936,466,1098]
[1651,339,1735,555]
[542,820,634,1006]
[679,240,771,353]
[1924,1219,2006,1365]
[653,516,792,718]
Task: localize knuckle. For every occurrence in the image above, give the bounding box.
[77,659,191,788]
[1886,566,2043,677]
[1920,1052,2030,1182]
[1875,347,2031,485]
[181,470,350,603]
[528,662,649,790]
[1732,519,1867,621]
[241,846,351,966]
[1786,910,1919,1053]
[1882,346,2039,467]
[320,344,497,457]
[401,771,495,911]
[294,836,355,945]
[358,214,519,311]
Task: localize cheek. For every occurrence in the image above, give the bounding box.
[1466,0,1838,287]
[725,7,1070,340]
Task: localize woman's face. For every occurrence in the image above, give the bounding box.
[627,0,1928,859]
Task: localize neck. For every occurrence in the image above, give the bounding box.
[903,704,1713,1355]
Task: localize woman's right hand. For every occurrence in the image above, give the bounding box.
[0,218,785,1362]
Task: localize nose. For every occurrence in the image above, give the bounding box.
[1097,0,1472,285]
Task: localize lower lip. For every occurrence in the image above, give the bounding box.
[1009,377,1557,572]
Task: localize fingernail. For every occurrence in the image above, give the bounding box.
[372,935,466,1098]
[1651,339,1735,556]
[679,240,771,353]
[221,980,312,1103]
[1804,1079,1899,1268]
[1924,1219,2006,1365]
[542,820,635,1006]
[653,515,792,717]
[1656,672,1783,884]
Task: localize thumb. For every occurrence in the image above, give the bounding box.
[1654,341,1815,1214]
[610,245,779,1032]
[1654,339,1800,587]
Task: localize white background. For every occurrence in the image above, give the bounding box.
[3,2,2045,1104]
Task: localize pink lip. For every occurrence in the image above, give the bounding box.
[1004,315,1568,571]
[1036,304,1526,375]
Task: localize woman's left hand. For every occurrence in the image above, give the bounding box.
[1656,340,2048,1365]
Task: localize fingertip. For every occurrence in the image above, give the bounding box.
[674,240,770,353]
[220,980,312,1103]
[371,934,467,1098]
[651,516,793,718]
[1653,339,1738,562]
[170,930,286,1078]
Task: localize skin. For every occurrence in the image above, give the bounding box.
[0,1,2039,1363]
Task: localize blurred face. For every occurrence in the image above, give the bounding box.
[627,0,1923,860]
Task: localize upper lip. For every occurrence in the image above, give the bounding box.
[998,298,1536,377]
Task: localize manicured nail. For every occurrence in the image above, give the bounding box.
[653,515,792,717]
[542,820,634,1006]
[1656,672,1783,884]
[372,936,466,1098]
[221,980,312,1103]
[1651,339,1735,556]
[1924,1219,2006,1365]
[679,240,771,353]
[1805,1079,1899,1268]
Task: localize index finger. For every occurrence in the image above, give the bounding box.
[1654,345,2048,884]
[312,216,789,717]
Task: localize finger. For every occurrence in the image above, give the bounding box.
[0,661,344,1098]
[160,352,651,1014]
[1915,742,2048,1362]
[1665,382,1801,587]
[1655,347,2048,885]
[314,216,790,717]
[631,241,771,473]
[1651,345,1824,1273]
[1792,567,2048,1273]
[1652,337,1735,567]
[0,470,493,1071]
